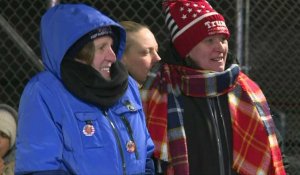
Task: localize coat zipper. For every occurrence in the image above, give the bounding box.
[120,115,139,159]
[102,110,126,175]
[207,98,225,175]
[216,97,231,175]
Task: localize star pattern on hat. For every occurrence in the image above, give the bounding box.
[180,2,211,20]
[163,0,230,57]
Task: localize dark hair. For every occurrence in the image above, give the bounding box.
[225,52,239,69]
[76,41,95,65]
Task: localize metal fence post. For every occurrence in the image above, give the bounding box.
[236,0,250,74]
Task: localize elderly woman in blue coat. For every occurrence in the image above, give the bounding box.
[15,3,154,175]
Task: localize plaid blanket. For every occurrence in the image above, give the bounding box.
[141,63,286,175]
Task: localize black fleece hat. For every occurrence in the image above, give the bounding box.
[65,26,114,59]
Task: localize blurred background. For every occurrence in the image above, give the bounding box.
[1,0,299,173]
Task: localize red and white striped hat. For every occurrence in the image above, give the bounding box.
[163,0,230,58]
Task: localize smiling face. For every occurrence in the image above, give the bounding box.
[188,34,228,72]
[91,36,116,80]
[122,28,161,84]
[75,35,116,80]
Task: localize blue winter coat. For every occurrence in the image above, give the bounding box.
[15,4,154,175]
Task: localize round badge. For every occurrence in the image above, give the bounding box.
[83,124,95,136]
[126,140,136,153]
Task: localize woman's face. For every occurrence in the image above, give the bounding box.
[78,36,116,80]
[188,34,228,72]
[122,28,161,84]
[0,132,10,158]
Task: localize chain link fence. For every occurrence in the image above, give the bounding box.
[1,0,299,173]
[248,1,300,172]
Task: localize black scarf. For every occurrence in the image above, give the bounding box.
[61,59,128,108]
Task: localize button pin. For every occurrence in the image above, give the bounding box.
[126,140,136,153]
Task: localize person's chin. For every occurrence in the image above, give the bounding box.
[101,73,111,80]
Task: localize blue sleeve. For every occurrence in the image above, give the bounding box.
[15,80,66,174]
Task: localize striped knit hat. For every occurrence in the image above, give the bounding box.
[163,0,230,58]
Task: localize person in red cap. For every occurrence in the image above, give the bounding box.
[140,0,287,174]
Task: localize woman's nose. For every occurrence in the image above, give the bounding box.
[215,41,225,52]
[107,46,117,61]
[152,51,161,62]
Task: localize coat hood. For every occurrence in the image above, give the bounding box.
[40,3,126,78]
